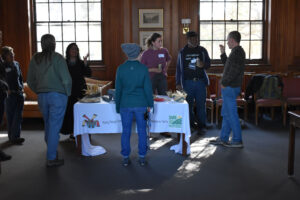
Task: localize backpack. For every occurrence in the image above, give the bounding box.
[258,75,282,99]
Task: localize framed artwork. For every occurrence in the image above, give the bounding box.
[139,31,163,49]
[139,9,163,28]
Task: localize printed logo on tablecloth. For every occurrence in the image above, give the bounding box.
[82,114,100,128]
[169,115,182,128]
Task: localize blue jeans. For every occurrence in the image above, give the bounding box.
[5,93,24,140]
[184,79,207,128]
[220,87,242,143]
[38,92,67,160]
[120,107,147,158]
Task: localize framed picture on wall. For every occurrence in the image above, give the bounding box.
[139,9,163,28]
[139,31,163,49]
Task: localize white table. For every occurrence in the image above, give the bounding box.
[74,99,191,156]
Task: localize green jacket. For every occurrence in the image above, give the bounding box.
[27,52,72,96]
[115,60,153,113]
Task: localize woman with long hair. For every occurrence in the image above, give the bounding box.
[60,43,91,140]
[27,34,72,167]
[141,32,171,95]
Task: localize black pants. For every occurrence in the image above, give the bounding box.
[151,73,167,95]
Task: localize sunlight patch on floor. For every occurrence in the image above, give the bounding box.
[149,138,173,150]
[119,188,153,194]
[0,133,8,138]
[175,137,217,179]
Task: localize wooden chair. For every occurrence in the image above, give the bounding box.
[215,79,248,127]
[254,75,284,126]
[282,77,300,126]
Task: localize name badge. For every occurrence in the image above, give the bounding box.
[158,54,165,58]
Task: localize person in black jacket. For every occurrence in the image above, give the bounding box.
[0,46,12,161]
[1,46,25,145]
[60,43,91,140]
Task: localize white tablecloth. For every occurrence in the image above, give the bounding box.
[74,99,191,156]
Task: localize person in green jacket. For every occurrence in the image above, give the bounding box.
[115,43,153,167]
[27,34,72,167]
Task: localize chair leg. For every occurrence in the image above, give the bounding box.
[216,105,219,125]
[211,105,214,124]
[283,103,287,126]
[271,107,275,120]
[244,104,248,121]
[255,105,259,125]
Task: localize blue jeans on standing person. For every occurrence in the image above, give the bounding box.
[120,107,147,158]
[38,92,67,160]
[5,93,24,141]
[220,86,242,143]
[183,79,207,128]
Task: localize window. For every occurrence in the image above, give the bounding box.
[34,0,102,61]
[199,0,264,60]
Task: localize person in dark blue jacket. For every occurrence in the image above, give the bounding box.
[115,43,153,167]
[176,31,211,134]
[1,46,24,145]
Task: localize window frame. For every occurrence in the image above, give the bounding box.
[198,0,268,65]
[31,0,103,65]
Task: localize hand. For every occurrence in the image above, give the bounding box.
[150,68,162,73]
[196,61,204,68]
[83,53,90,65]
[176,85,183,91]
[219,45,225,54]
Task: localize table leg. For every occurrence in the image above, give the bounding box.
[177,133,180,142]
[288,123,296,176]
[182,133,187,156]
[76,135,82,156]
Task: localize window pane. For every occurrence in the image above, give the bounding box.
[49,0,61,2]
[238,22,250,40]
[213,23,225,40]
[49,3,62,21]
[36,0,48,2]
[36,23,49,41]
[37,42,42,52]
[63,42,73,56]
[90,42,102,60]
[200,22,212,40]
[251,2,263,20]
[225,22,238,38]
[63,23,75,41]
[199,2,212,20]
[76,23,88,41]
[56,42,63,55]
[63,3,75,21]
[250,41,262,59]
[213,2,224,20]
[200,41,212,59]
[213,41,221,59]
[50,23,62,41]
[225,2,237,21]
[36,3,49,21]
[251,22,263,40]
[240,41,250,59]
[62,0,73,2]
[77,42,89,59]
[76,3,88,21]
[89,3,101,21]
[238,2,250,20]
[89,23,101,41]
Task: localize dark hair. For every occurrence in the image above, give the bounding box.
[1,46,14,61]
[146,32,162,48]
[228,31,241,43]
[34,34,56,64]
[186,31,198,39]
[65,43,81,63]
